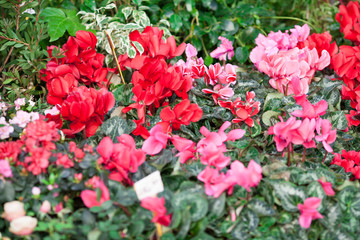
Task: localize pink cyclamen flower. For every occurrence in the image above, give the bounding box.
[0,159,12,177]
[297,197,323,228]
[80,180,110,208]
[142,124,170,155]
[202,84,234,104]
[198,166,232,198]
[210,36,234,61]
[227,160,262,191]
[318,179,335,196]
[268,117,302,152]
[291,118,317,148]
[315,118,337,153]
[291,95,328,119]
[140,196,172,226]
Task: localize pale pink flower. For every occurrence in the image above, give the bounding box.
[185,43,197,59]
[32,187,41,195]
[290,24,310,42]
[318,179,335,196]
[0,160,12,177]
[9,110,31,127]
[14,98,26,110]
[297,197,323,228]
[142,124,170,155]
[0,117,14,140]
[202,84,234,104]
[315,119,337,152]
[2,201,26,221]
[40,200,51,214]
[44,106,60,116]
[9,216,37,236]
[210,36,234,61]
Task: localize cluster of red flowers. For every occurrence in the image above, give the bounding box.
[121,26,195,138]
[332,1,360,127]
[297,32,338,68]
[0,118,93,176]
[96,135,145,185]
[41,31,115,137]
[60,86,115,137]
[158,99,203,131]
[331,150,360,179]
[219,91,261,127]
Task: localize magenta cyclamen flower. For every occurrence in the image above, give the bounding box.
[297,197,323,228]
[315,119,337,153]
[318,179,335,196]
[291,95,328,119]
[142,125,170,155]
[210,36,234,61]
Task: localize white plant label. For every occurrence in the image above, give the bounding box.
[134,171,164,200]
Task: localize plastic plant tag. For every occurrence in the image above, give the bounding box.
[134,171,164,200]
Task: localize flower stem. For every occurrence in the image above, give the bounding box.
[302,148,306,163]
[105,30,125,84]
[258,16,317,32]
[287,145,291,166]
[322,151,328,163]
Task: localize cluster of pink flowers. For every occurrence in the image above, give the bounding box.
[331,149,360,179]
[40,31,115,137]
[269,95,337,156]
[141,121,262,198]
[97,135,145,185]
[140,196,172,226]
[250,24,330,96]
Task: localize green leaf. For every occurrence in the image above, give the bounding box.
[40,7,85,41]
[251,120,261,137]
[267,179,306,212]
[231,222,249,240]
[262,110,281,126]
[235,47,249,64]
[100,116,136,142]
[208,193,226,218]
[132,41,144,55]
[170,14,182,32]
[122,7,133,20]
[263,92,284,111]
[173,191,208,221]
[330,111,348,130]
[247,199,275,216]
[222,20,235,32]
